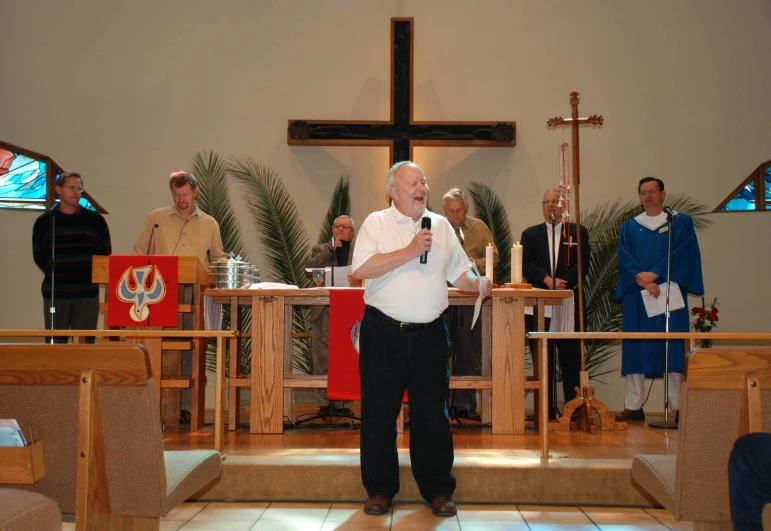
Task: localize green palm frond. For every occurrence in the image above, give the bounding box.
[318,176,351,244]
[468,182,513,283]
[228,155,312,287]
[666,195,714,232]
[227,155,314,373]
[192,150,251,376]
[193,150,247,258]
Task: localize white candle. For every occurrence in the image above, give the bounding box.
[511,242,523,284]
[485,244,494,283]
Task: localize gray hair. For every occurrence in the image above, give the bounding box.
[442,187,468,207]
[543,187,561,200]
[335,214,356,232]
[385,160,424,198]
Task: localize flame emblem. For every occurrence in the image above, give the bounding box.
[116,265,167,322]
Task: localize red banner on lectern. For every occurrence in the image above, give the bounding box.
[107,255,179,327]
[328,289,366,400]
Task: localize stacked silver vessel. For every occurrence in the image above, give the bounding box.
[209,254,260,289]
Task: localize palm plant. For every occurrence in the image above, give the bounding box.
[468,182,514,283]
[192,150,251,376]
[227,155,315,374]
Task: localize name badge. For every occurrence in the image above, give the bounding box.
[659,226,669,234]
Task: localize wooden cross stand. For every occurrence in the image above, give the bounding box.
[288,18,516,165]
[546,91,625,433]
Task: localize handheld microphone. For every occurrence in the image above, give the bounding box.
[458,227,465,247]
[549,213,556,224]
[663,206,676,219]
[146,223,159,255]
[330,236,335,249]
[419,216,431,264]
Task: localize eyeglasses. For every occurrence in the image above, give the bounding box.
[639,189,661,197]
[62,186,84,193]
[333,223,352,230]
[541,200,561,205]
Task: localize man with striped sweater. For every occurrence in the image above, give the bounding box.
[32,172,112,343]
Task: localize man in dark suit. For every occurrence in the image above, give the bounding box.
[521,188,590,420]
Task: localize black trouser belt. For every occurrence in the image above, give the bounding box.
[365,305,443,330]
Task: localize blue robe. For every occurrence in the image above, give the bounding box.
[614,213,704,377]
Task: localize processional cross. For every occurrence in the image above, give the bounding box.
[288,18,516,165]
[546,92,625,432]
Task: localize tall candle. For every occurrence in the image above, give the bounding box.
[511,242,523,284]
[485,244,494,283]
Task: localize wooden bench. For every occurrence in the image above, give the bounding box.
[0,343,222,530]
[632,348,771,530]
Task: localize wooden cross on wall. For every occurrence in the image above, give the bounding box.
[287,18,516,165]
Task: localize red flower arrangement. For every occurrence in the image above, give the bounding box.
[691,297,719,333]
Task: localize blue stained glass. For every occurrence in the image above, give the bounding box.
[0,149,97,211]
[721,178,758,211]
[765,169,771,209]
[0,151,47,206]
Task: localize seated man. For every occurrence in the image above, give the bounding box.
[305,215,356,416]
[729,432,771,531]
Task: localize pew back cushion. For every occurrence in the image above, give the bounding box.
[0,488,61,531]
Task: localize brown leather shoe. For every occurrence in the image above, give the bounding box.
[615,408,645,421]
[363,494,391,515]
[431,495,457,517]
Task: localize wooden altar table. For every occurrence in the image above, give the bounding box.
[208,287,571,442]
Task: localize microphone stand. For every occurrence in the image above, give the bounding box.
[330,237,335,287]
[49,207,56,344]
[649,212,678,429]
[549,219,558,419]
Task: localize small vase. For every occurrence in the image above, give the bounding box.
[701,338,712,348]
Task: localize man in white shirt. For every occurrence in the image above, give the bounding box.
[352,161,492,518]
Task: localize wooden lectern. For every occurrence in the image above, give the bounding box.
[92,255,210,430]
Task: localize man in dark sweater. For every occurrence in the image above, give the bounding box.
[32,172,112,343]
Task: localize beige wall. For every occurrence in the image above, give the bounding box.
[1,0,769,411]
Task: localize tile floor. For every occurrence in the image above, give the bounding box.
[63,501,694,530]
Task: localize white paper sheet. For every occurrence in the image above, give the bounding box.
[470,262,485,329]
[641,281,685,317]
[331,265,353,287]
[549,294,574,332]
[204,295,223,331]
[248,282,299,290]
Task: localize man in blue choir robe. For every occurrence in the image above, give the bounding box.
[614,177,704,422]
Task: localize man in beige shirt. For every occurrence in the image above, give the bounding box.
[134,171,226,267]
[442,187,499,421]
[133,171,227,422]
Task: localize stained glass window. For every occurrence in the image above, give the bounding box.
[0,147,98,211]
[715,161,771,213]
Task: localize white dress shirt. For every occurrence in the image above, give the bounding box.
[352,203,472,323]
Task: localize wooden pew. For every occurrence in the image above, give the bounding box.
[631,348,771,530]
[0,344,222,530]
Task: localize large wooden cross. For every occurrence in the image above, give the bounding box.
[287,18,516,165]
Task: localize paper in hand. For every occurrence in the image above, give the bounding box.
[641,281,685,317]
[470,261,485,329]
